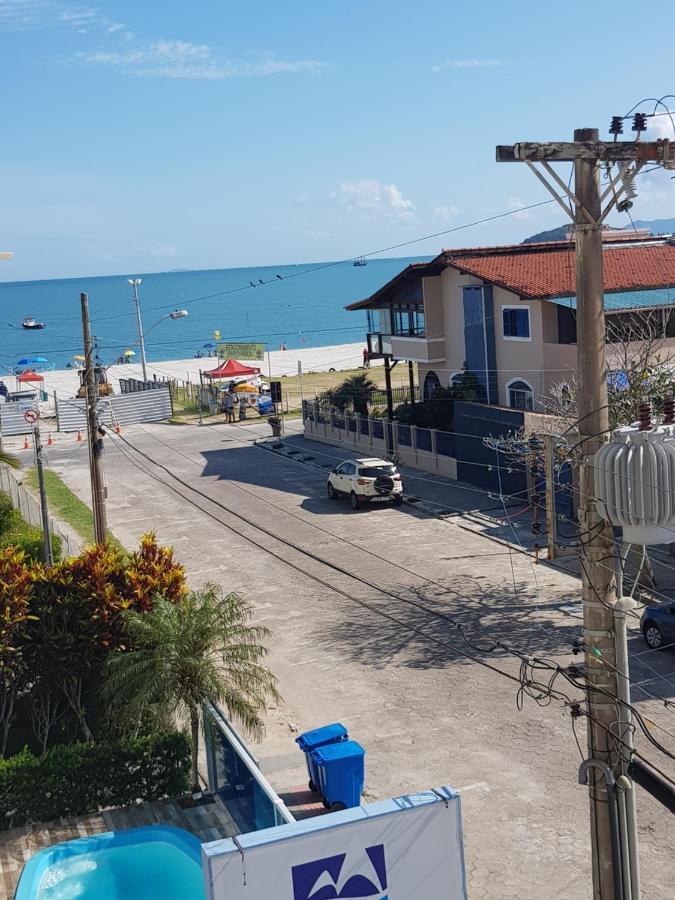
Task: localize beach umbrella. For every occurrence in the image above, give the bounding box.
[73,354,85,361]
[16,356,47,365]
[123,350,136,357]
[203,342,215,348]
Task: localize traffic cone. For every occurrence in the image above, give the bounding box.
[23,435,30,450]
[76,429,83,442]
[47,432,54,446]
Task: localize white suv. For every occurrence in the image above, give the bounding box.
[327,457,404,509]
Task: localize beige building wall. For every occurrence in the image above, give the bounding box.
[493,287,545,408]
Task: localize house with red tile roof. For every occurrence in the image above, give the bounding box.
[348,235,675,412]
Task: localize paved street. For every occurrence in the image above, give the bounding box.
[9,420,674,899]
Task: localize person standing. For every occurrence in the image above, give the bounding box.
[223,391,235,423]
[363,347,370,368]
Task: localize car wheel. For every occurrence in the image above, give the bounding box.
[327,482,336,500]
[308,779,319,793]
[643,621,664,650]
[350,491,360,510]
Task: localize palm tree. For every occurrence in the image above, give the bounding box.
[0,452,19,469]
[330,373,378,416]
[104,586,280,792]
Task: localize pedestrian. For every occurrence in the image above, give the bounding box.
[363,347,370,368]
[223,391,235,423]
[0,380,7,400]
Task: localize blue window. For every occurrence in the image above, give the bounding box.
[502,307,530,339]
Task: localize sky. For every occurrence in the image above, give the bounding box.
[2,0,675,281]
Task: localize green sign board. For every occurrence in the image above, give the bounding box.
[217,342,266,361]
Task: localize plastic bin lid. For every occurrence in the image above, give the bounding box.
[295,722,348,750]
[311,740,365,763]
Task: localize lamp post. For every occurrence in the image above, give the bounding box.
[128,278,147,383]
[128,275,188,380]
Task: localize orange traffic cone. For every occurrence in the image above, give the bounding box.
[47,432,54,446]
[76,429,83,442]
[23,435,30,450]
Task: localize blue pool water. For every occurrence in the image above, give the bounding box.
[15,826,205,900]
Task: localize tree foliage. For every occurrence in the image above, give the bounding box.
[0,533,187,757]
[322,373,379,415]
[105,586,280,790]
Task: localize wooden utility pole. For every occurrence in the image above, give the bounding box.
[543,433,556,560]
[80,292,107,544]
[572,127,620,898]
[33,419,54,566]
[497,129,673,900]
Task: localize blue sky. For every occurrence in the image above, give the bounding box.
[2,0,675,281]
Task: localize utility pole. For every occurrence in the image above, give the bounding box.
[543,433,556,561]
[128,278,148,383]
[81,292,108,544]
[497,128,674,900]
[33,418,54,566]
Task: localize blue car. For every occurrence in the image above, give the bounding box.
[641,602,675,651]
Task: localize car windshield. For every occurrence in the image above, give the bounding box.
[359,465,397,477]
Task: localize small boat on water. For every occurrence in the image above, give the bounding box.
[21,316,46,330]
[353,256,367,267]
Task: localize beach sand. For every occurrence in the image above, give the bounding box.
[5,342,379,410]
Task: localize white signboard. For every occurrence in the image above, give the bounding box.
[202,786,466,900]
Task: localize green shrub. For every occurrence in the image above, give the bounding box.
[0,731,190,829]
[0,492,14,533]
[0,512,62,563]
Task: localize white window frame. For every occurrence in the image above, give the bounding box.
[506,377,535,410]
[501,304,532,342]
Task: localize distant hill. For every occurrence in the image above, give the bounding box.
[523,225,570,243]
[523,217,674,244]
[631,218,675,234]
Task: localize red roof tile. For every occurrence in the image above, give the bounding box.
[443,240,675,298]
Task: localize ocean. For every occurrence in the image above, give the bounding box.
[0,257,426,371]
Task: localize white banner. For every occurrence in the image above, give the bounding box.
[203,786,466,900]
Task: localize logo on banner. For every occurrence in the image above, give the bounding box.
[291,844,388,899]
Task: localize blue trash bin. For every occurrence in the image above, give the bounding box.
[311,740,365,811]
[296,723,348,793]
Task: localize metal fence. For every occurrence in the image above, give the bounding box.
[0,402,33,436]
[0,465,82,558]
[119,377,169,393]
[55,386,173,432]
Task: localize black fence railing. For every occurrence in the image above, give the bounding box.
[119,377,169,393]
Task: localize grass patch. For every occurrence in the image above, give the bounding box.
[25,468,125,552]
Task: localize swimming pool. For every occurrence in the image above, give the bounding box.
[15,825,206,900]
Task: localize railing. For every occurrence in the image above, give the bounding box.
[0,465,82,558]
[302,400,457,480]
[203,701,294,834]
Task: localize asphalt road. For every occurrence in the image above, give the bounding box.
[11,420,674,899]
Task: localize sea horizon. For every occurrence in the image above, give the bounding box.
[0,255,429,371]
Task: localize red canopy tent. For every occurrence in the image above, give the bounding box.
[203,359,260,379]
[17,369,44,383]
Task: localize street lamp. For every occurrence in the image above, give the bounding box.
[127,277,188,381]
[127,278,147,382]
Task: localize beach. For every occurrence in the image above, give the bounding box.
[3,342,381,412]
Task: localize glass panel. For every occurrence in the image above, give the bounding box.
[503,308,530,338]
[416,428,432,452]
[397,424,412,446]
